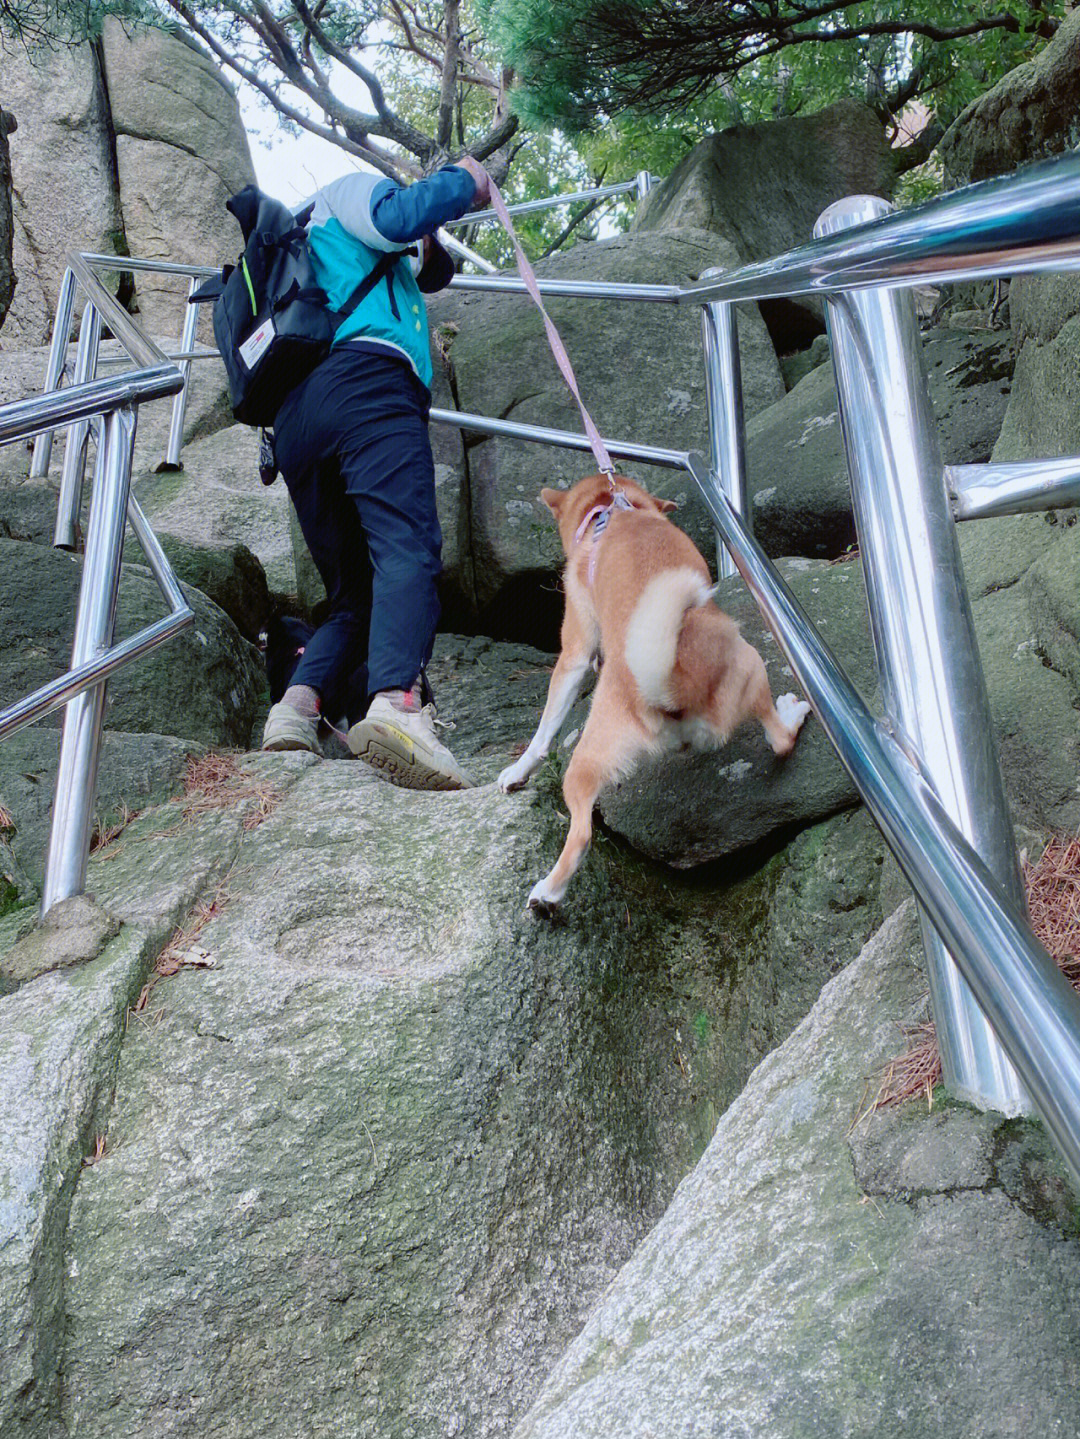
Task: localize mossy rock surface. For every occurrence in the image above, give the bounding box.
[512,902,1080,1438]
[57,768,883,1439]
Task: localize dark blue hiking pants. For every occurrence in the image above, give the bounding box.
[271,347,442,706]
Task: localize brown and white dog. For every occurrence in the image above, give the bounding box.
[498,473,811,912]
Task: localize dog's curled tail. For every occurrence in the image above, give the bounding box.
[625,566,714,709]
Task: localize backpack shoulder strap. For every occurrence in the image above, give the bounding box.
[335,248,408,325]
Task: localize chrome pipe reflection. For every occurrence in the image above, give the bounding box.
[685,452,1080,1184]
[436,226,498,275]
[164,277,201,469]
[42,406,138,912]
[449,273,682,303]
[428,405,689,470]
[443,178,642,227]
[949,458,1080,519]
[700,280,748,581]
[818,194,1029,1115]
[54,303,103,549]
[681,153,1080,307]
[0,367,183,447]
[29,266,77,479]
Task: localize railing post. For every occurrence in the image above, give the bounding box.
[700,270,749,581]
[635,170,654,201]
[816,194,1030,1115]
[29,267,78,479]
[41,404,138,914]
[54,302,103,549]
[163,276,200,469]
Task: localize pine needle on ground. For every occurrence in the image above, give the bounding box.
[181,752,282,832]
[870,833,1080,1111]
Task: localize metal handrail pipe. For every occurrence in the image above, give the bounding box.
[449,273,682,303]
[679,153,1080,307]
[443,178,643,227]
[820,193,1026,1113]
[0,608,194,743]
[435,225,498,274]
[428,406,689,470]
[0,365,183,447]
[97,348,221,363]
[67,252,176,372]
[55,303,103,549]
[948,458,1080,520]
[126,492,190,614]
[165,277,202,468]
[699,279,748,581]
[29,266,77,479]
[685,452,1080,1183]
[80,251,221,280]
[41,405,138,910]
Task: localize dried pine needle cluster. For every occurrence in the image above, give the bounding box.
[181,752,282,831]
[871,834,1080,1110]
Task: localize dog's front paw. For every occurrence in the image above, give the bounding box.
[526,876,563,917]
[776,693,812,732]
[498,754,536,792]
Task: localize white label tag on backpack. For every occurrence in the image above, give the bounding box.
[239,317,275,370]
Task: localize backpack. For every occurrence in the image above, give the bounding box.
[192,185,405,428]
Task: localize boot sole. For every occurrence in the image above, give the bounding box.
[348,723,469,791]
[262,736,320,754]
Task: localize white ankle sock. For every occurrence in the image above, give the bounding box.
[282,684,320,718]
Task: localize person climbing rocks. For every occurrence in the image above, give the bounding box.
[261,155,491,791]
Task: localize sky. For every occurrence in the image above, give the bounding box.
[237,74,381,207]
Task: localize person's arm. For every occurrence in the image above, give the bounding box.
[369,163,485,245]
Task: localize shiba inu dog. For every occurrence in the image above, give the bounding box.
[498,473,811,911]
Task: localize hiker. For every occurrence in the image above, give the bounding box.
[261,157,490,790]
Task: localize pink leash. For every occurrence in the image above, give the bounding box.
[483,170,618,482]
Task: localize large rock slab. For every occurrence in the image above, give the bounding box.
[0,338,234,487]
[0,41,124,348]
[747,327,1013,558]
[938,13,1080,465]
[100,20,256,339]
[512,902,1080,1438]
[940,10,1080,186]
[0,727,195,899]
[993,306,1080,462]
[58,761,886,1439]
[0,537,264,747]
[428,228,784,643]
[0,752,316,1437]
[634,100,894,350]
[133,423,296,599]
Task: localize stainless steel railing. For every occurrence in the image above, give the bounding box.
[0,256,194,913]
[15,156,1080,1185]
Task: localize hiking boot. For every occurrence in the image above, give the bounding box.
[262,701,321,754]
[347,693,475,790]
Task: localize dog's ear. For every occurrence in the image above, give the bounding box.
[540,487,565,516]
[656,498,678,514]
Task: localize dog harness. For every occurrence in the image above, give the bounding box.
[574,491,635,586]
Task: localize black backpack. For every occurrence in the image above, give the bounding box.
[193,185,405,428]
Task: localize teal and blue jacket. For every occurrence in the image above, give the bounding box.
[304,166,478,389]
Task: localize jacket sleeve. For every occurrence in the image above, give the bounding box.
[369,166,478,245]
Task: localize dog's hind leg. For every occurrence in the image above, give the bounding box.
[499,610,597,793]
[527,698,643,913]
[747,654,811,757]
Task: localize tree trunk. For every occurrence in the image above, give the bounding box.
[0,108,16,332]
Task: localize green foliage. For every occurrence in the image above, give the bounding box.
[0,0,148,43]
[484,0,1066,138]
